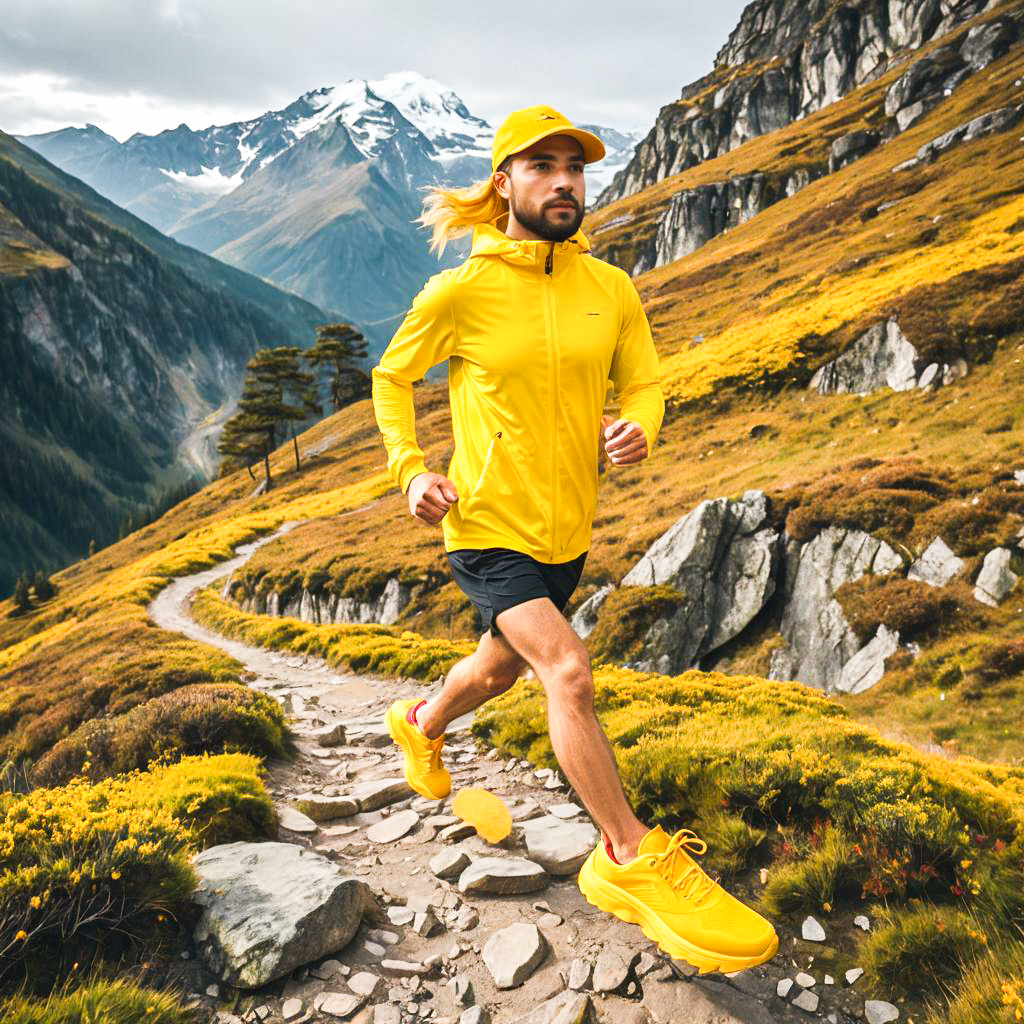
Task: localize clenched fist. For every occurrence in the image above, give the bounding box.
[407,471,458,525]
[600,414,649,468]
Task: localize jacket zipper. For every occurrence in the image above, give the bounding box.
[543,241,558,559]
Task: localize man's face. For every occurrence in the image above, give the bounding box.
[495,134,586,241]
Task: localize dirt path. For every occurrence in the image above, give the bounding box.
[147,525,864,1024]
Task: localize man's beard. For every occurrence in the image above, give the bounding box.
[509,190,584,241]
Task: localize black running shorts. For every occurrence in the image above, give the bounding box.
[446,546,588,639]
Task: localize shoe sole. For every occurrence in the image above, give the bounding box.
[384,701,451,801]
[576,848,779,974]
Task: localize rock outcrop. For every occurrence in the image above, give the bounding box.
[224,574,428,627]
[596,2,1018,209]
[588,491,781,675]
[768,526,905,692]
[807,317,970,395]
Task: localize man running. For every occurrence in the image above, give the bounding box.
[371,104,778,973]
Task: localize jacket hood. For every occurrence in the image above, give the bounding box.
[470,210,591,272]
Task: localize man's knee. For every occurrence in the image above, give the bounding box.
[545,650,594,706]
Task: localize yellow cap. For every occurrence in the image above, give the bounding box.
[491,104,605,174]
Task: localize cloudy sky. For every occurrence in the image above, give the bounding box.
[1,0,749,142]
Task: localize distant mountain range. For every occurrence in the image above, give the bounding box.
[15,72,642,349]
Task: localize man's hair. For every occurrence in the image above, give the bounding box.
[415,155,514,258]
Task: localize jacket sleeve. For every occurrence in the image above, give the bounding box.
[609,273,665,455]
[371,271,458,494]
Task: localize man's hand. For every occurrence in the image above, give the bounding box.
[601,415,649,467]
[407,471,458,525]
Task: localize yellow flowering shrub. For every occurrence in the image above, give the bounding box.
[0,974,191,1023]
[0,753,268,991]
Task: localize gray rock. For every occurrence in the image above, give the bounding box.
[367,809,420,844]
[568,957,594,990]
[190,841,376,988]
[508,989,597,1024]
[348,778,414,811]
[865,1000,900,1024]
[809,319,919,395]
[917,103,1024,165]
[293,794,359,822]
[459,1006,491,1024]
[278,806,318,833]
[310,721,347,746]
[548,802,583,819]
[770,527,903,692]
[777,978,793,998]
[908,537,965,587]
[801,915,826,941]
[313,991,367,1018]
[519,815,599,875]
[837,623,901,695]
[281,997,304,1021]
[974,548,1019,606]
[458,856,549,895]
[620,489,780,673]
[431,848,473,880]
[792,989,820,1013]
[347,972,382,998]
[481,922,549,988]
[374,1006,403,1024]
[854,914,870,931]
[387,905,414,926]
[795,971,816,987]
[570,583,615,640]
[439,822,479,843]
[845,967,864,985]
[591,949,632,992]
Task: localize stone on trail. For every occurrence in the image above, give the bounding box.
[458,1007,490,1024]
[865,999,900,1023]
[482,921,550,988]
[508,988,598,1023]
[845,967,864,985]
[457,855,549,895]
[777,978,793,998]
[801,914,826,941]
[591,948,632,992]
[281,997,304,1020]
[568,957,594,990]
[348,778,414,811]
[519,815,599,875]
[431,848,473,880]
[313,990,367,1017]
[347,970,382,998]
[548,802,583,818]
[853,914,871,931]
[190,841,377,988]
[795,971,816,987]
[792,989,820,1013]
[294,794,359,822]
[310,721,347,745]
[277,806,318,833]
[367,808,420,843]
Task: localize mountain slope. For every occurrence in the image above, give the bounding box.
[0,128,342,597]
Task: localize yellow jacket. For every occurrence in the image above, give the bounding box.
[371,212,665,564]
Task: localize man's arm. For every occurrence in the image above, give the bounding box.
[371,271,457,494]
[607,273,665,456]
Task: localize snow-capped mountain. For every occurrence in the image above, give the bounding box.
[15,72,642,348]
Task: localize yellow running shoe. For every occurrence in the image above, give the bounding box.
[577,823,778,974]
[384,697,451,800]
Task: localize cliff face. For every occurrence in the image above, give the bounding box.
[594,0,1015,210]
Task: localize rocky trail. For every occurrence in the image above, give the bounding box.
[146,524,897,1024]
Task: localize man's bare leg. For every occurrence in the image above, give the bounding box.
[490,597,651,864]
[416,629,528,740]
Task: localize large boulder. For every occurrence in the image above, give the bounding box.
[615,490,780,674]
[190,841,379,988]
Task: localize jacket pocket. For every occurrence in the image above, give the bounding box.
[461,430,504,513]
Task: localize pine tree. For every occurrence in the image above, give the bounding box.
[304,323,372,412]
[218,346,323,488]
[32,570,56,601]
[13,573,31,612]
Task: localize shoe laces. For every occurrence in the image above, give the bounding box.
[649,828,719,902]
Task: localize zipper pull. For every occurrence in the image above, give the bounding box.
[545,242,553,275]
